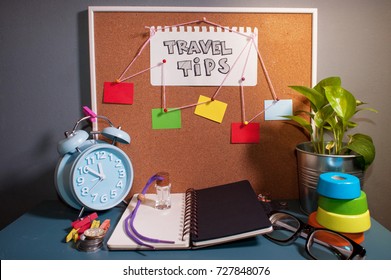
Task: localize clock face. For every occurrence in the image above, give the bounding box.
[70,144,133,210]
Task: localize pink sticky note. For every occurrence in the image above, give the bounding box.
[231,123,260,144]
[103,82,134,104]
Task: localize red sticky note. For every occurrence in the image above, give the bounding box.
[103,82,134,104]
[231,122,260,144]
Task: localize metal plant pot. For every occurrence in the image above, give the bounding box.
[296,142,365,214]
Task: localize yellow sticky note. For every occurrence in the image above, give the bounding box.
[194,95,227,123]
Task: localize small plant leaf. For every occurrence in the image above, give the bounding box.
[325,141,335,154]
[314,76,341,94]
[289,86,327,111]
[346,120,358,129]
[283,115,313,135]
[356,107,379,114]
[347,133,376,169]
[314,104,335,128]
[325,86,356,121]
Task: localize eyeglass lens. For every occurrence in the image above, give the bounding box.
[267,213,301,242]
[308,230,354,260]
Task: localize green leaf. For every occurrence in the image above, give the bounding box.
[282,115,313,135]
[324,86,357,121]
[294,110,314,118]
[349,133,373,143]
[346,133,376,169]
[324,113,338,131]
[289,86,327,112]
[314,104,335,128]
[314,76,341,94]
[346,120,358,129]
[356,107,379,114]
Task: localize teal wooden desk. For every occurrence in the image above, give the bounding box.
[1,200,390,260]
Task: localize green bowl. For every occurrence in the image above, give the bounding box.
[318,191,368,215]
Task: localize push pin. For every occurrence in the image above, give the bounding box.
[240,121,249,128]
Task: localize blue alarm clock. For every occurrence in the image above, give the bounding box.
[55,115,134,211]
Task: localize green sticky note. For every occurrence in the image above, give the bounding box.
[152,108,181,129]
[194,95,228,123]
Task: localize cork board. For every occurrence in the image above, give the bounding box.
[88,7,317,199]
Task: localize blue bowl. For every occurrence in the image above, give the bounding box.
[317,172,361,199]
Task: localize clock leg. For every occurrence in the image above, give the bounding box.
[77,207,85,220]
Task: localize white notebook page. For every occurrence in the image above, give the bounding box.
[107,193,189,250]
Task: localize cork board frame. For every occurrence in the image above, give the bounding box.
[88,6,317,199]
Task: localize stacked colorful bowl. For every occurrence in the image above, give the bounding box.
[309,172,371,243]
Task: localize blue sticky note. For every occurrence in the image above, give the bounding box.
[264,99,293,120]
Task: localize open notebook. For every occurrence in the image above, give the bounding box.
[107,180,273,250]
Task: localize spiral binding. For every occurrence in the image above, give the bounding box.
[182,188,199,241]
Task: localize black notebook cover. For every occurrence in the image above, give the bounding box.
[190,180,272,246]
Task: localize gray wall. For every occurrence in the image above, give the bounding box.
[1,0,390,231]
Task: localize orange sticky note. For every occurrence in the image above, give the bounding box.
[194,95,227,123]
[231,122,260,144]
[103,82,134,104]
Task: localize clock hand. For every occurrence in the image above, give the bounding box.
[88,163,106,192]
[85,166,101,178]
[89,177,104,193]
[97,162,106,179]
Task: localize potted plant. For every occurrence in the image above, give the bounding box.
[285,76,377,213]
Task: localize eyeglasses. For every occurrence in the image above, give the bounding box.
[264,211,366,260]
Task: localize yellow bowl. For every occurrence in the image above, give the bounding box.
[316,206,371,233]
[308,212,365,244]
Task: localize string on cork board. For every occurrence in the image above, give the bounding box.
[88,6,317,199]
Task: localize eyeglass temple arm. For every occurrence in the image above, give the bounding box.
[275,220,353,259]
